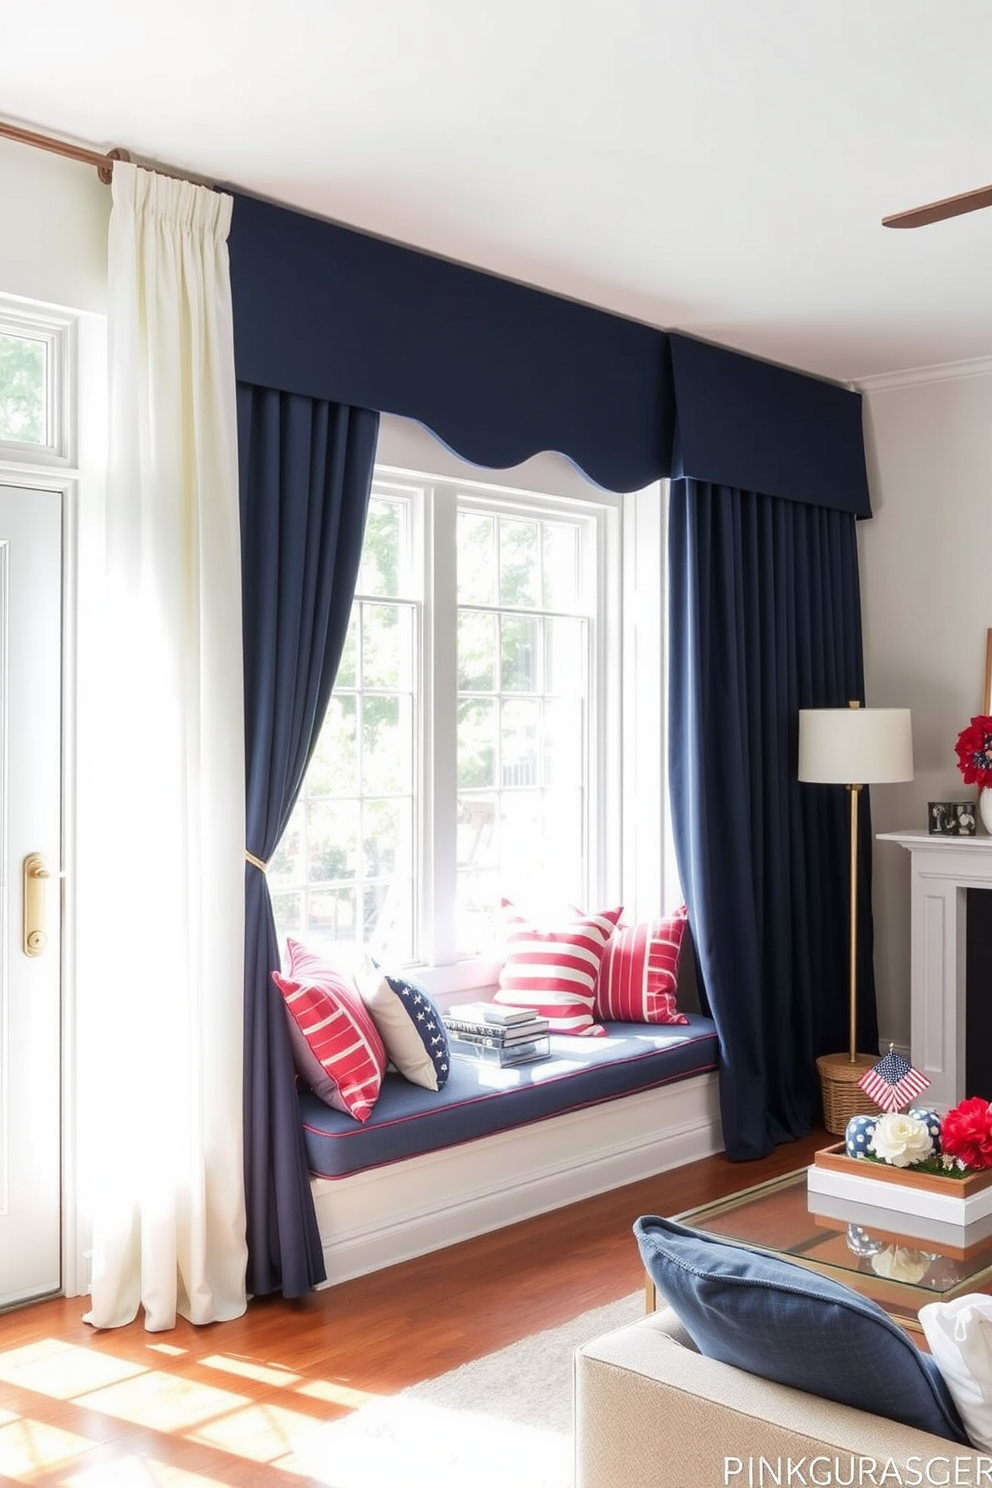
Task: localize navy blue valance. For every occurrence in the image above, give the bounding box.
[228,191,674,494]
[227,193,871,515]
[669,333,872,518]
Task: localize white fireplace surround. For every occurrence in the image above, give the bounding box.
[878,830,992,1108]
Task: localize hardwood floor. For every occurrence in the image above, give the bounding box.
[0,1128,827,1485]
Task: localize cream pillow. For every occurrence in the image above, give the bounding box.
[919,1294,992,1449]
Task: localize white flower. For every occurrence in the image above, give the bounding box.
[868,1112,934,1168]
[870,1246,930,1284]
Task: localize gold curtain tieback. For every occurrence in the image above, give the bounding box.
[244,851,268,872]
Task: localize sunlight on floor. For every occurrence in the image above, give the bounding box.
[295,1377,375,1408]
[0,1339,146,1398]
[75,1369,250,1434]
[0,1334,387,1484]
[199,1353,378,1410]
[66,1456,234,1486]
[191,1399,326,1463]
[199,1353,301,1388]
[0,1417,102,1482]
[294,1397,571,1488]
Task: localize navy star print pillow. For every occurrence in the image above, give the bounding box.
[358,969,451,1091]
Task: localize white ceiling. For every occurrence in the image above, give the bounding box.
[4,0,992,385]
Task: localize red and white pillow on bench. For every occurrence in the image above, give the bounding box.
[494,900,689,1035]
[276,900,690,1116]
[273,939,386,1122]
[594,904,689,1026]
[275,939,454,1121]
[493,902,622,1035]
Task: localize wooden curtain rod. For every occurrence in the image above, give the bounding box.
[0,119,129,183]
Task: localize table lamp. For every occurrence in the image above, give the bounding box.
[798,701,914,1134]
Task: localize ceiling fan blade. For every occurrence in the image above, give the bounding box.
[883,183,992,228]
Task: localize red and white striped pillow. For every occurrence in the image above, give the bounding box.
[594,905,689,1025]
[494,902,623,1036]
[273,939,386,1122]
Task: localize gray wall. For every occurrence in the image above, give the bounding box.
[861,368,992,1050]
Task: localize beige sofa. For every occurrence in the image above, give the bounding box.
[574,1306,987,1488]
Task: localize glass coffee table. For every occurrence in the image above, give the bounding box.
[647,1167,992,1339]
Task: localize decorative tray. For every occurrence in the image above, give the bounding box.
[808,1142,992,1225]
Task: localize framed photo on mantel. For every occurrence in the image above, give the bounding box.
[928,801,977,836]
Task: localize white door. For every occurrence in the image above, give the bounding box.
[0,483,62,1308]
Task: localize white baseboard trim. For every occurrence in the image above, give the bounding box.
[311,1072,723,1286]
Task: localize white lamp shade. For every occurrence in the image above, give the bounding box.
[798,707,914,785]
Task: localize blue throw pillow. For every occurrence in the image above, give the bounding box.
[634,1215,967,1442]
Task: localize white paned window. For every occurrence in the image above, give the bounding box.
[270,417,667,996]
[454,499,593,955]
[0,329,47,443]
[0,306,72,463]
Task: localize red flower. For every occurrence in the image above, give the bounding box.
[940,1097,992,1170]
[955,716,992,789]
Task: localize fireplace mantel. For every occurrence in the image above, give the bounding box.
[878,830,992,1107]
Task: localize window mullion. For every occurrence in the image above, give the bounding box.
[619,486,664,918]
[423,483,459,966]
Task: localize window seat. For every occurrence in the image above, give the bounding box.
[300,1016,719,1177]
[302,1014,723,1285]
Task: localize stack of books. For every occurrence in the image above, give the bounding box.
[444,1002,552,1067]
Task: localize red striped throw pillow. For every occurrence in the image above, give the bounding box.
[273,939,386,1122]
[494,902,623,1036]
[594,905,689,1024]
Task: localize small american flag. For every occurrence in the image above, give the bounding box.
[858,1048,930,1112]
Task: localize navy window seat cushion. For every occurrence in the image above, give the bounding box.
[298,1014,719,1179]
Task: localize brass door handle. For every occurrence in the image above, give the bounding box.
[23,853,64,957]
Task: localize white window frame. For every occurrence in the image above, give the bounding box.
[358,415,669,1002]
[0,301,76,468]
[420,476,614,972]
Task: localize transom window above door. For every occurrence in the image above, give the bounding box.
[0,303,73,464]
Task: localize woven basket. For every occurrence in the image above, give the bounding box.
[816,1052,885,1137]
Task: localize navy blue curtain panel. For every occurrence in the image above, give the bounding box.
[668,480,877,1160]
[238,383,379,1298]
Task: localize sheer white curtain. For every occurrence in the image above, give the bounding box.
[83,162,247,1330]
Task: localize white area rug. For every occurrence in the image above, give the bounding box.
[295,1291,641,1488]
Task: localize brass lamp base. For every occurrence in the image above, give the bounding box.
[816,1052,885,1136]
